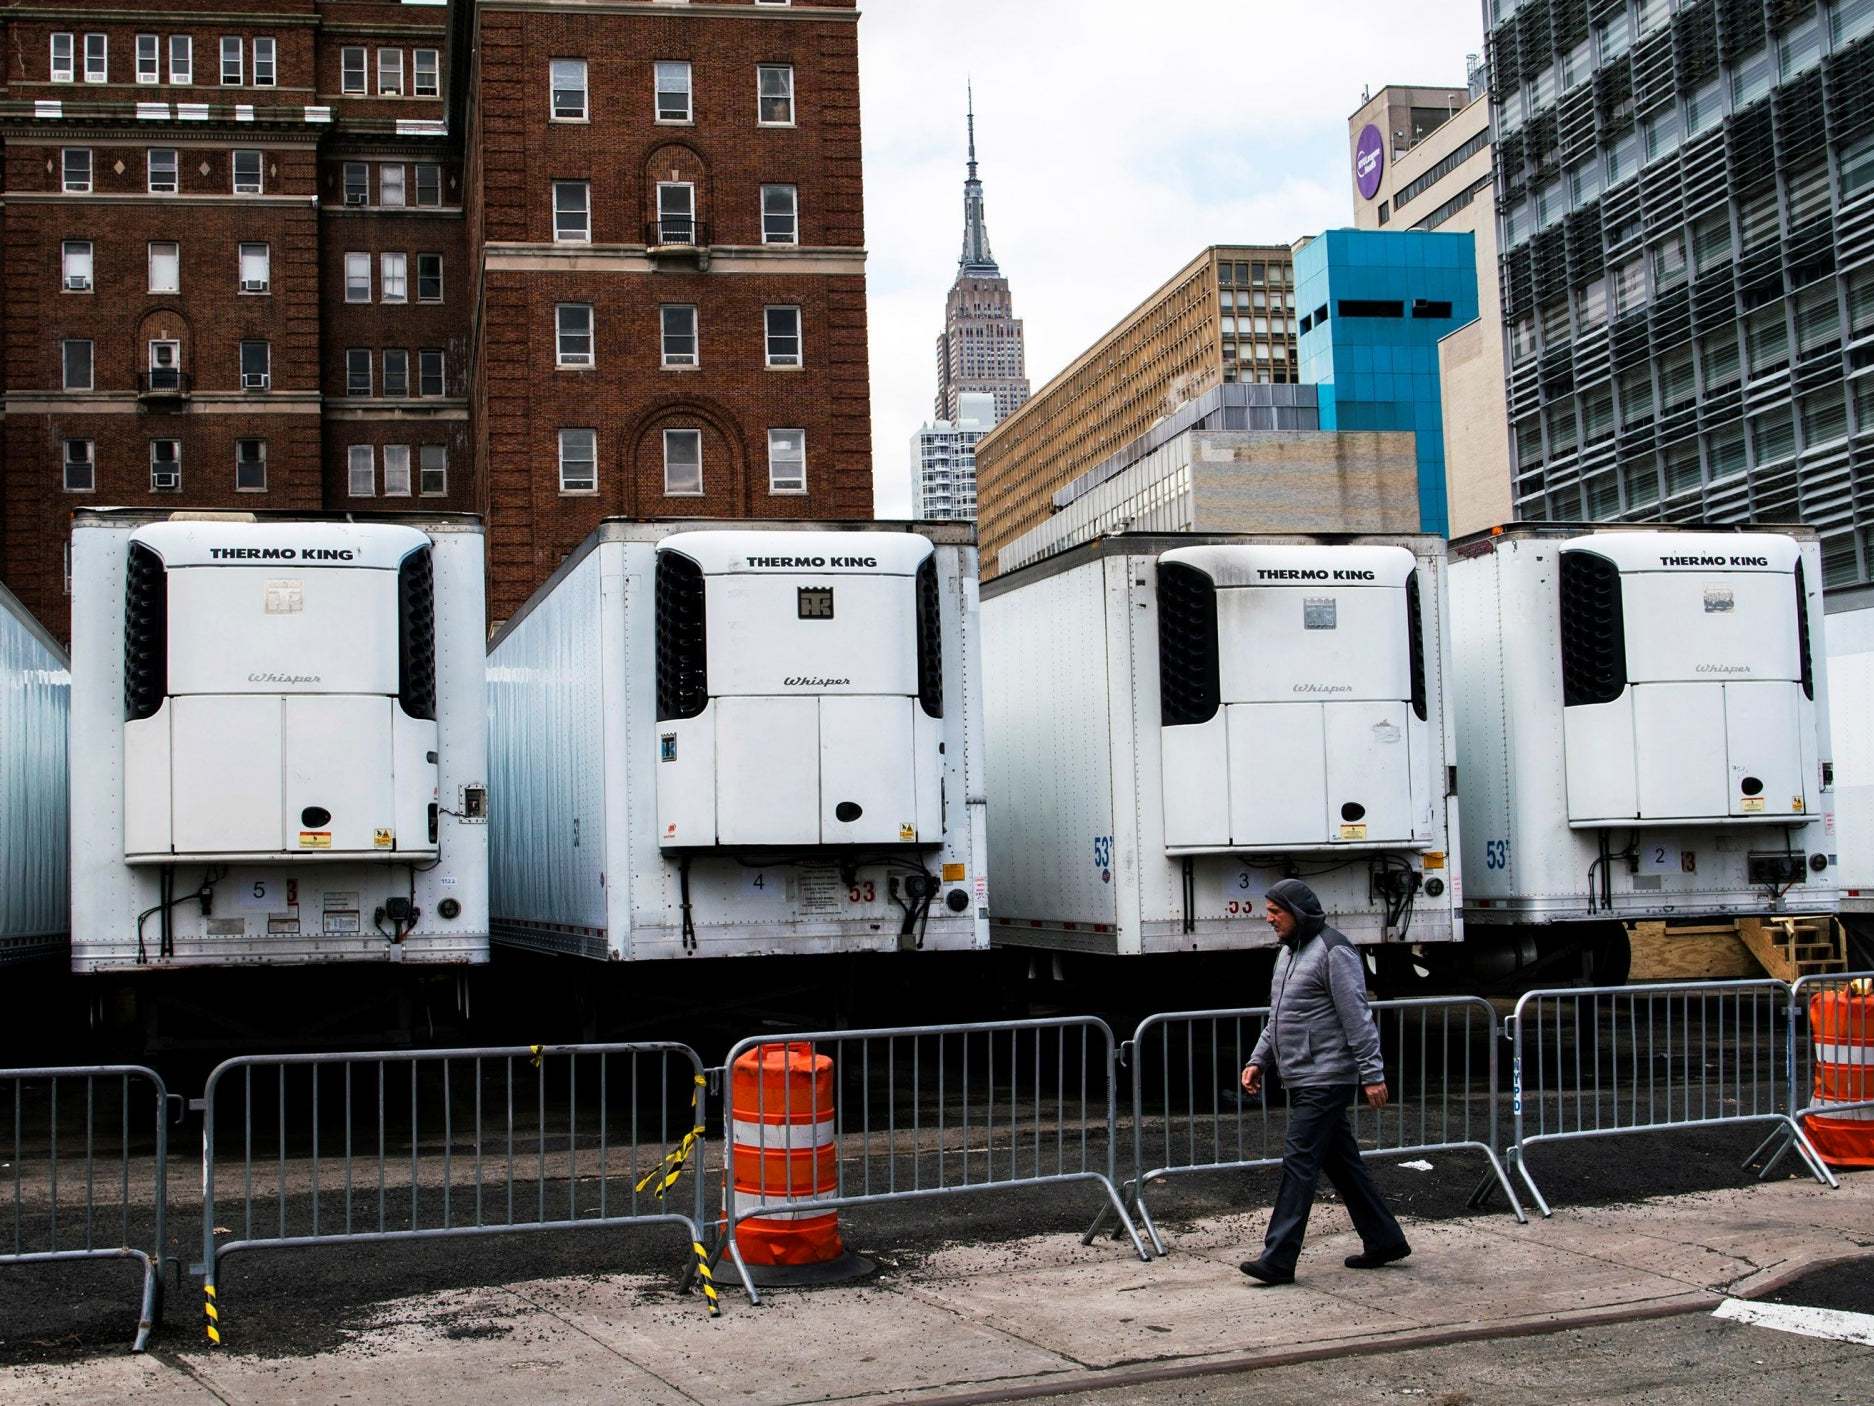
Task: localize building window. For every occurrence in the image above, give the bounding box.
[148,241,179,293]
[240,340,270,389]
[343,162,368,204]
[656,60,692,121]
[341,47,366,94]
[758,64,794,125]
[553,182,590,242]
[416,253,442,302]
[150,440,181,491]
[147,340,180,389]
[345,251,371,301]
[557,304,594,365]
[656,182,695,243]
[418,349,445,396]
[768,429,806,493]
[348,444,375,496]
[239,242,270,293]
[552,58,587,119]
[346,348,372,397]
[253,38,275,87]
[63,148,92,193]
[379,163,405,207]
[664,428,703,495]
[62,339,93,391]
[559,428,597,493]
[84,33,107,83]
[51,34,74,83]
[765,306,802,367]
[379,49,403,96]
[415,163,442,206]
[236,439,267,491]
[63,440,95,493]
[383,444,412,497]
[137,35,159,84]
[148,147,178,194]
[232,149,263,194]
[169,35,192,84]
[661,305,698,366]
[762,185,798,244]
[420,444,447,496]
[220,36,242,85]
[384,349,409,397]
[381,252,407,303]
[414,49,439,97]
[61,241,93,292]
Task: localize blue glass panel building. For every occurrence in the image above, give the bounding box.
[1294,229,1479,536]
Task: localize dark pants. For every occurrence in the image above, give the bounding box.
[1260,1084,1405,1273]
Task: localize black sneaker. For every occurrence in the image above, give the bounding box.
[1344,1242,1412,1269]
[1239,1258,1295,1285]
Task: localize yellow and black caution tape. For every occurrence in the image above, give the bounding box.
[204,1282,220,1345]
[692,1240,721,1317]
[635,1074,707,1203]
[529,1044,545,1069]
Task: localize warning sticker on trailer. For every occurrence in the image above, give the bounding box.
[1339,823,1368,841]
[264,580,304,614]
[797,866,844,916]
[1303,598,1338,630]
[298,831,332,849]
[1740,798,1766,813]
[942,862,966,882]
[374,829,394,849]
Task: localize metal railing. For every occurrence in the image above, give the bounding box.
[0,1065,170,1352]
[1755,970,1874,1180]
[199,1042,721,1341]
[719,1018,1149,1305]
[1506,980,1836,1217]
[1098,997,1525,1254]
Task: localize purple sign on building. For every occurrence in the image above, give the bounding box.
[1354,123,1385,201]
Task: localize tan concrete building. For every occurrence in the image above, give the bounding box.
[1347,74,1510,537]
[973,245,1296,576]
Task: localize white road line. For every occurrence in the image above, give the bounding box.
[1712,1297,1874,1346]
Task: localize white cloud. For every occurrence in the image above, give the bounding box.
[860,0,1487,516]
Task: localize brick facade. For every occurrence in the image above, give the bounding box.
[1,0,872,637]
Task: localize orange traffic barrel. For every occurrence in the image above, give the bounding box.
[728,1042,862,1280]
[1806,982,1874,1168]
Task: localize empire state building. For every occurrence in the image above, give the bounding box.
[934,94,1030,426]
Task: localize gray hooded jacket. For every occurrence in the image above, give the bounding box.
[1247,879,1385,1088]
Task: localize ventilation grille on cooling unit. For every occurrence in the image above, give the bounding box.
[1157,561,1220,727]
[916,554,944,718]
[124,541,168,721]
[1795,558,1814,701]
[1405,569,1428,722]
[656,550,708,721]
[1557,549,1628,707]
[398,545,437,720]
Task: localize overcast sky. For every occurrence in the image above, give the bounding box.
[859,0,1488,517]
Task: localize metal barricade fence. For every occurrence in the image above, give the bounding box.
[1507,980,1836,1217]
[1095,997,1524,1255]
[198,1042,721,1341]
[718,1018,1149,1305]
[0,1065,170,1352]
[1756,970,1874,1180]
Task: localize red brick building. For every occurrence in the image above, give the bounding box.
[1,0,872,636]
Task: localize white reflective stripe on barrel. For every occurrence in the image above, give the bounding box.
[1814,1044,1874,1067]
[1812,1105,1874,1121]
[732,1115,836,1150]
[733,1188,835,1221]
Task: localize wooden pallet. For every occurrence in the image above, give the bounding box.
[1735,915,1851,984]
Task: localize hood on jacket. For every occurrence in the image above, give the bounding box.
[1266,877,1327,945]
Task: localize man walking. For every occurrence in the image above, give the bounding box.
[1238,877,1410,1284]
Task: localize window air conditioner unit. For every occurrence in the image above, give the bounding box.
[65,275,92,291]
[243,373,270,390]
[151,470,180,490]
[345,192,367,206]
[241,279,269,293]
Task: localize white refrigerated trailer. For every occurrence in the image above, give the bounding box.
[1450,524,1836,978]
[486,521,988,961]
[68,511,490,972]
[1824,602,1874,919]
[1,580,69,964]
[981,533,1460,958]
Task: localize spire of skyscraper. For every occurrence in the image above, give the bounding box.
[959,84,999,276]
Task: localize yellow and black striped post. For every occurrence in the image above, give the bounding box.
[692,1241,720,1317]
[203,1282,220,1345]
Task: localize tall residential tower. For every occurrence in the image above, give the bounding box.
[933,93,1028,425]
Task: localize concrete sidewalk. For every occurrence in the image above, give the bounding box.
[4,1175,1870,1406]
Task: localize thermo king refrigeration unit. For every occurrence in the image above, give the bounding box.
[68,511,490,971]
[1449,525,1837,965]
[981,534,1460,956]
[486,522,987,960]
[1,579,69,965]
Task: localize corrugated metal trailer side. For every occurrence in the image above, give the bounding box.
[0,581,69,964]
